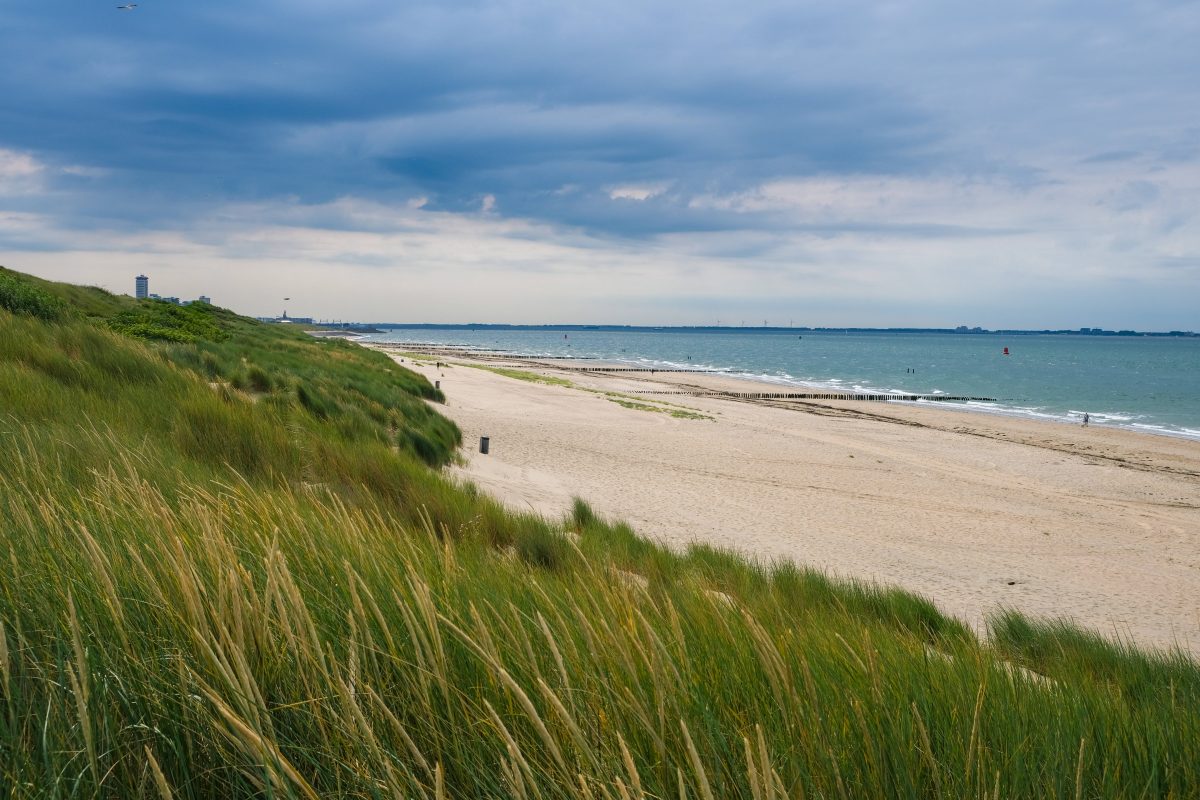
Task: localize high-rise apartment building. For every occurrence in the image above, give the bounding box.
[135,274,149,299]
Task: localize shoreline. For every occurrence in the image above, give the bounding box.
[366,338,1200,443]
[368,342,1200,654]
[370,341,1200,482]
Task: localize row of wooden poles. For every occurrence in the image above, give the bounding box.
[629,390,996,402]
[380,348,994,402]
[551,367,720,373]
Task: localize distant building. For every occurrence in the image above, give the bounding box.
[136,275,212,306]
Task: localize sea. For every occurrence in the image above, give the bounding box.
[364,328,1200,442]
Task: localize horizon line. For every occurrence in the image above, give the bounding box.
[294,321,1199,337]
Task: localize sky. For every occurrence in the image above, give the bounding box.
[1,1,1198,328]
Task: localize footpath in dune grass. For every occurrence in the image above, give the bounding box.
[1,265,1199,798]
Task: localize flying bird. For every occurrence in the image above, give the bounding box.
[116,4,138,9]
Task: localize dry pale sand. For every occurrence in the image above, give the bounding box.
[376,345,1200,654]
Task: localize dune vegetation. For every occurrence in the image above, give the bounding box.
[1,266,1197,798]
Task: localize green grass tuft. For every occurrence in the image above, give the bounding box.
[465,363,576,386]
[0,267,68,320]
[107,299,230,342]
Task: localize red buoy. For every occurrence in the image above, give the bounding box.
[1003,347,1010,355]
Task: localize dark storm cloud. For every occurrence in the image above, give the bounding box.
[0,0,947,236]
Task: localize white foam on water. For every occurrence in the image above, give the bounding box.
[368,330,1200,442]
[611,354,1200,441]
[905,398,1200,441]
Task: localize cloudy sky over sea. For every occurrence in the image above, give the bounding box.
[1,1,1198,327]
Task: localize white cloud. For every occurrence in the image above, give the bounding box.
[60,165,109,178]
[0,149,108,198]
[0,149,43,179]
[684,155,1200,281]
[609,184,668,201]
[0,149,46,195]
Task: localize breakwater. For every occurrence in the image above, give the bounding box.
[629,390,995,402]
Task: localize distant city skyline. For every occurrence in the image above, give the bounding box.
[130,273,210,307]
[1,2,1198,328]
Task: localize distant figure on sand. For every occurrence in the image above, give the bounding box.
[1082,412,1089,427]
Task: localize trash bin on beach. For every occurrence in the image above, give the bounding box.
[435,380,440,390]
[479,436,490,454]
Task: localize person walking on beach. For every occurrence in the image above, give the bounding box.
[1082,412,1089,427]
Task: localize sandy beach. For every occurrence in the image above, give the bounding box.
[373,344,1200,653]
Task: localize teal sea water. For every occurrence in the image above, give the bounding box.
[367,329,1200,441]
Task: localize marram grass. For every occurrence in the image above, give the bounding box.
[1,268,1198,798]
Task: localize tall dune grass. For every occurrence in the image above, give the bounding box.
[3,436,1198,797]
[1,269,1198,797]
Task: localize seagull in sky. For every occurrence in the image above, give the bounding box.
[116,4,138,10]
